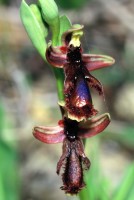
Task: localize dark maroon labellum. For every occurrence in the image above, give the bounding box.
[57,138,90,195]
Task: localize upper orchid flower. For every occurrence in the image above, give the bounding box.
[33,111,110,194]
[46,25,115,121]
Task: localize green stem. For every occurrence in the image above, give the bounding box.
[79,187,89,200]
[54,68,65,101]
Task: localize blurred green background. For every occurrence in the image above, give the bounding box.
[0,0,134,200]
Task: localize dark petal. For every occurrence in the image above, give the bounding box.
[83,54,115,71]
[78,113,111,138]
[46,44,66,67]
[85,73,104,95]
[33,125,65,144]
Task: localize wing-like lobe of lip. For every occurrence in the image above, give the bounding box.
[33,125,65,144]
[78,113,111,138]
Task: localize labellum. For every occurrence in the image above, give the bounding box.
[57,138,90,195]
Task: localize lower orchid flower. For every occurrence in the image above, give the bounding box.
[33,113,110,194]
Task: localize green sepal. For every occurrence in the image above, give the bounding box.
[20,0,47,60]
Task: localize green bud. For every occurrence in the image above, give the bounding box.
[38,0,60,46]
[38,0,59,25]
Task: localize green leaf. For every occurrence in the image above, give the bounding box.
[79,138,100,200]
[79,138,111,200]
[0,173,5,200]
[20,0,47,59]
[0,140,20,200]
[113,163,134,200]
[55,0,88,9]
[127,186,134,200]
[99,178,111,200]
[0,101,5,138]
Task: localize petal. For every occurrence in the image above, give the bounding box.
[33,125,65,144]
[46,44,66,67]
[78,113,111,138]
[83,54,115,71]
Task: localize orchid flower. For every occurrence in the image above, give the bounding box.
[46,25,115,121]
[33,112,110,194]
